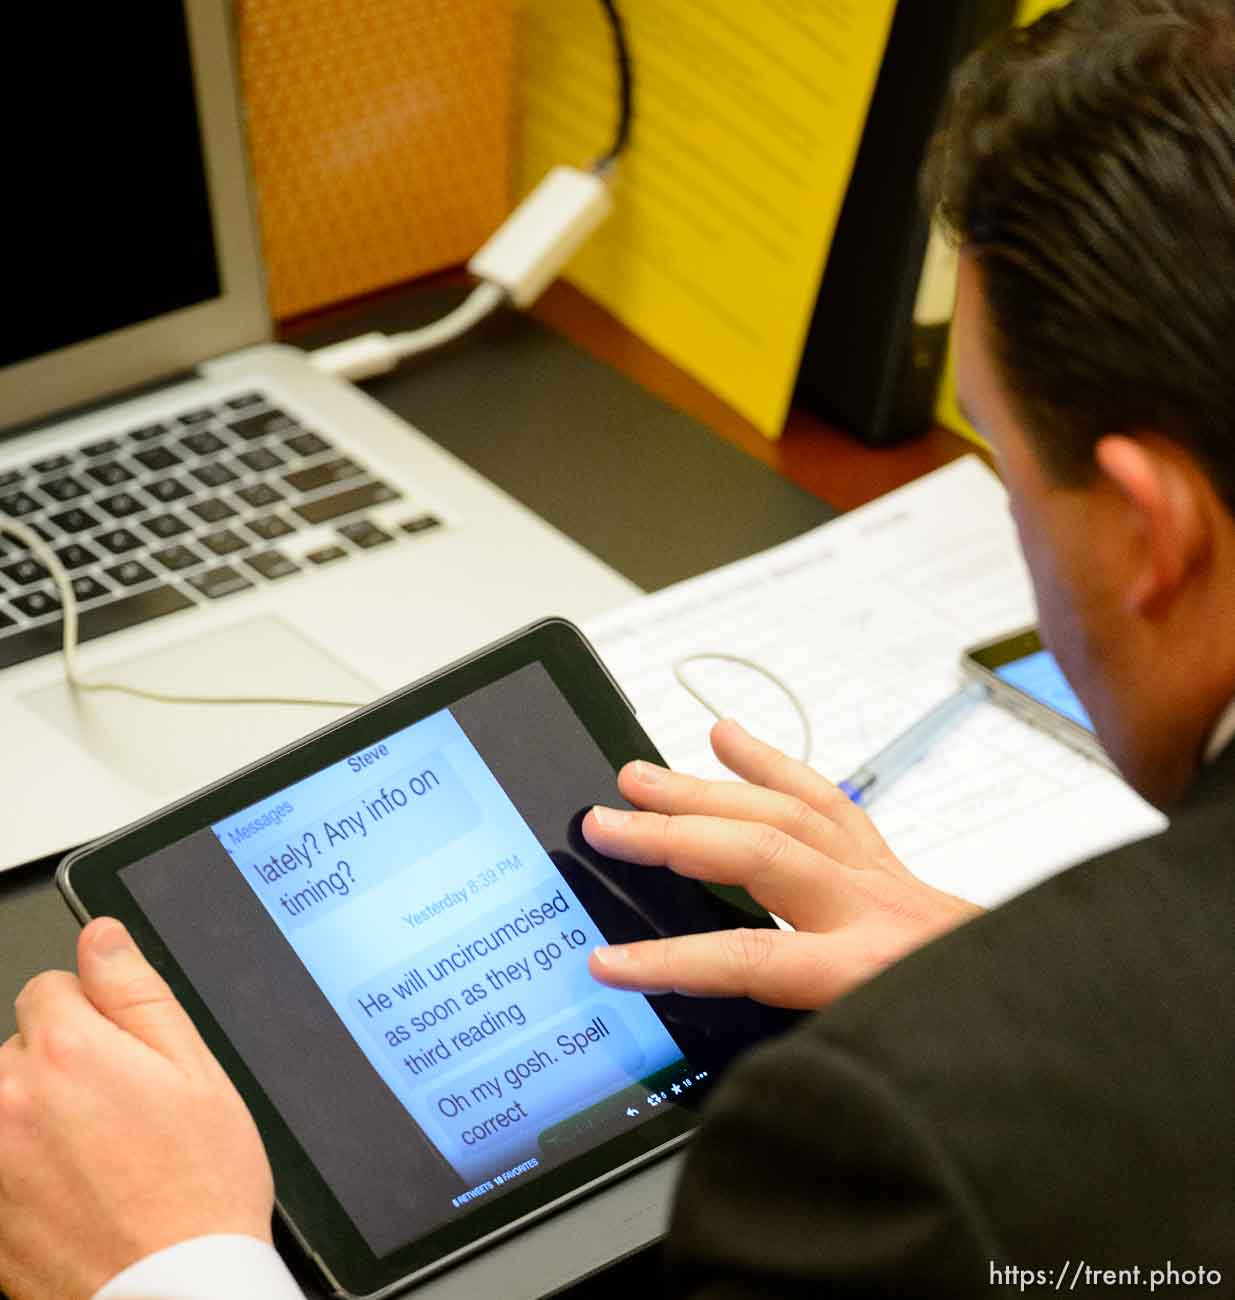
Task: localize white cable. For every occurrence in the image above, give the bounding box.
[308,165,615,383]
[308,281,507,383]
[0,519,369,709]
[673,653,813,764]
[2,522,815,749]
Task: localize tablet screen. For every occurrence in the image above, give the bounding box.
[107,652,771,1283]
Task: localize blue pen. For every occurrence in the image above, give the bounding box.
[839,681,987,807]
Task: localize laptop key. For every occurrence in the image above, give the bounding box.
[236,482,283,510]
[283,431,331,458]
[190,462,239,489]
[106,560,157,588]
[188,565,253,600]
[246,514,295,541]
[0,470,24,490]
[1,559,49,586]
[178,409,215,426]
[151,544,203,573]
[71,574,111,603]
[32,454,72,474]
[41,475,90,502]
[294,481,400,525]
[0,610,14,631]
[189,498,237,524]
[200,528,247,557]
[237,446,284,474]
[49,506,101,534]
[12,589,61,620]
[283,457,363,494]
[306,544,347,565]
[225,392,264,410]
[80,438,119,457]
[339,519,393,549]
[3,559,49,587]
[401,513,442,535]
[98,491,144,519]
[134,446,182,472]
[128,422,168,443]
[146,476,194,504]
[181,430,227,457]
[142,512,191,540]
[227,409,295,441]
[245,550,299,581]
[85,461,135,487]
[96,527,143,555]
[0,491,41,517]
[56,543,99,570]
[0,585,195,671]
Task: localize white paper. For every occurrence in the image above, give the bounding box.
[585,457,1167,908]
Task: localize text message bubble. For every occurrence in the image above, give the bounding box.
[424,1000,643,1170]
[344,881,665,1177]
[229,751,481,929]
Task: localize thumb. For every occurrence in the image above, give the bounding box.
[78,918,208,1068]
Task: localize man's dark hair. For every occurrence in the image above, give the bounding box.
[924,0,1235,502]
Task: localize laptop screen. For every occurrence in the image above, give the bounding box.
[3,7,220,370]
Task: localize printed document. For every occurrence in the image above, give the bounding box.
[585,458,1167,907]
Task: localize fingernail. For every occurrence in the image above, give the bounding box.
[592,945,629,966]
[633,760,664,784]
[92,921,134,962]
[592,805,632,828]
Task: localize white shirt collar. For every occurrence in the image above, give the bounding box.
[1203,694,1235,764]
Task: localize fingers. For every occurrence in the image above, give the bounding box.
[13,971,84,1054]
[76,920,208,1072]
[588,928,858,1009]
[583,807,849,930]
[708,719,895,861]
[617,758,852,863]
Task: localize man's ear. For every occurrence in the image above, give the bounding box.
[1093,435,1208,615]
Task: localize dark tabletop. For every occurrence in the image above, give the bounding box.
[0,285,835,1298]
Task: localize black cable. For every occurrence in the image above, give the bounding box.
[592,0,633,171]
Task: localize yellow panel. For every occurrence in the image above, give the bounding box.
[239,0,512,321]
[1017,0,1067,22]
[514,0,896,438]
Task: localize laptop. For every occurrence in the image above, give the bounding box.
[0,2,637,872]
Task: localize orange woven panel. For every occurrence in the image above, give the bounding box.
[238,0,511,321]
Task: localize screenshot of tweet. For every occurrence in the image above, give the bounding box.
[210,706,686,1187]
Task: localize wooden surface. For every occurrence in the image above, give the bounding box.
[531,280,990,512]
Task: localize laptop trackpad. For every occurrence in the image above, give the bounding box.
[21,615,379,799]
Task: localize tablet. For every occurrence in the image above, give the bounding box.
[59,618,796,1299]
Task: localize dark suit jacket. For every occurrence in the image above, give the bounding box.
[665,745,1235,1296]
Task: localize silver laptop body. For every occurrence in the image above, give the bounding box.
[0,0,636,872]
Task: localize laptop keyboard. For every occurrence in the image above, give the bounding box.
[0,391,441,672]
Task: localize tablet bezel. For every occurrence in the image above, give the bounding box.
[58,618,739,1298]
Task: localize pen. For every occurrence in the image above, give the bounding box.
[839,681,987,807]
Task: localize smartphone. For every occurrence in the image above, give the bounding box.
[961,626,1110,767]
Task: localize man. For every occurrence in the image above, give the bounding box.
[2,0,1233,1295]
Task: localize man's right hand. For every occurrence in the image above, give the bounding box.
[0,918,275,1300]
[584,719,982,1008]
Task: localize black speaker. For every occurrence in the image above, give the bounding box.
[793,0,1017,445]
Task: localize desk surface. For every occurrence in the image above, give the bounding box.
[0,278,984,1299]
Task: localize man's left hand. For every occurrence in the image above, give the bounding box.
[0,918,275,1300]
